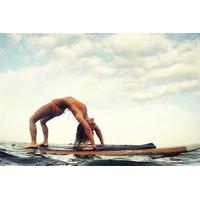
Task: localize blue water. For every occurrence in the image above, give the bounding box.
[1,141,200,166]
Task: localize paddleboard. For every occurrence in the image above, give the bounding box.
[26,143,200,156]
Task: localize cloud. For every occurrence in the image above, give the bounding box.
[2,33,200,103]
[148,63,200,81]
[25,35,58,49]
[36,49,48,57]
[70,37,94,56]
[75,56,105,68]
[92,33,200,102]
[100,33,172,57]
[195,91,200,96]
[8,34,59,49]
[52,46,77,64]
[49,36,95,68]
[9,33,22,43]
[0,48,6,60]
[132,79,200,101]
[90,65,116,77]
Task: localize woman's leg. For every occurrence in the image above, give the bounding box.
[25,103,53,148]
[39,115,56,146]
[29,117,38,146]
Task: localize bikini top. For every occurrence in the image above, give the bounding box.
[71,100,85,110]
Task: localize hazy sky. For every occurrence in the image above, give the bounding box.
[0,33,200,147]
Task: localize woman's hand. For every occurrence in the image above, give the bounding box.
[81,145,96,151]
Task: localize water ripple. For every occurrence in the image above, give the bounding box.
[1,142,200,166]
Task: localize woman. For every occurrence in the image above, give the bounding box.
[74,118,104,149]
[25,96,98,150]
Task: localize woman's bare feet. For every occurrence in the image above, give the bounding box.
[38,142,49,148]
[24,143,38,149]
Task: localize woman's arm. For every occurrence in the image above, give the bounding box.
[74,114,96,146]
[93,124,104,145]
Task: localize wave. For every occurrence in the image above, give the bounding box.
[1,142,200,166]
[0,150,68,166]
[80,159,161,166]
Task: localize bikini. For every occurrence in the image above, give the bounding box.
[71,100,86,110]
[71,100,87,118]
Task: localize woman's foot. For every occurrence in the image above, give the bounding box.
[38,142,49,148]
[24,143,38,149]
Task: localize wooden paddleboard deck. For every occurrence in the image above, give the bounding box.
[27,144,200,156]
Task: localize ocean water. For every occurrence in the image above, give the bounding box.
[1,141,200,166]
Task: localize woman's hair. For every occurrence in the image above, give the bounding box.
[75,123,93,145]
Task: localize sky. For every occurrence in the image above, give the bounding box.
[0,33,200,147]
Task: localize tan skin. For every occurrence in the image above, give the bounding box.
[25,96,98,150]
[74,119,104,149]
[88,118,104,145]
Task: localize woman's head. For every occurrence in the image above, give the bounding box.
[75,123,94,145]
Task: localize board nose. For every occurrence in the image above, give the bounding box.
[185,144,200,152]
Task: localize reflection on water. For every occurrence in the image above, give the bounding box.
[1,142,200,166]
